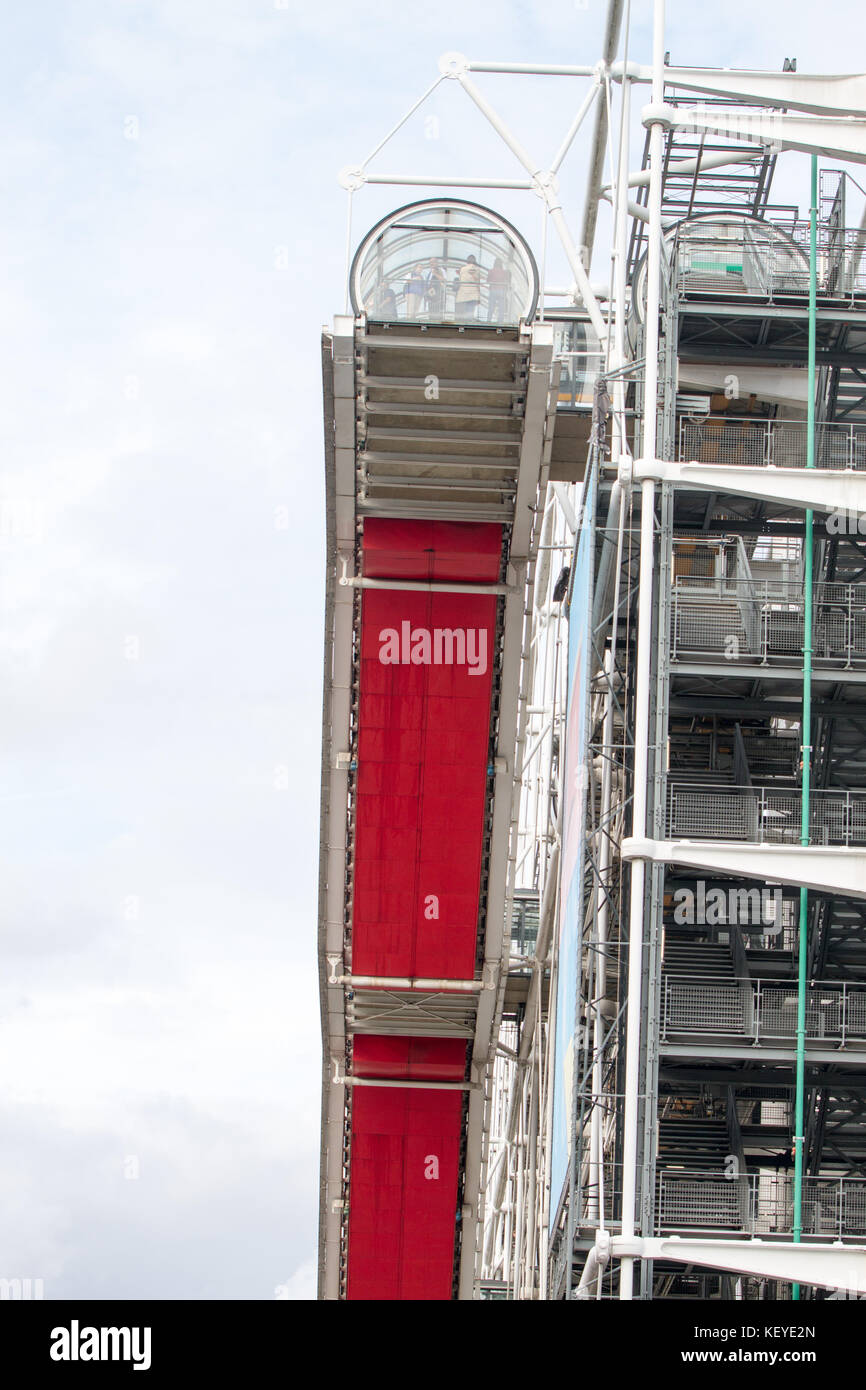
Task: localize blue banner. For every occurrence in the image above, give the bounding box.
[550,466,596,1225]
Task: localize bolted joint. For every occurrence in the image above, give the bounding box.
[337,164,365,192]
[641,102,675,131]
[594,1229,612,1266]
[531,170,559,202]
[438,50,469,79]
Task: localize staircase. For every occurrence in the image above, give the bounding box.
[822,899,866,975]
[658,1115,731,1172]
[818,715,866,793]
[661,931,746,1038]
[812,1089,866,1175]
[655,1103,745,1234]
[663,932,738,980]
[829,364,866,431]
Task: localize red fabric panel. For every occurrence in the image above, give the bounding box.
[346,520,501,1301]
[362,518,502,582]
[353,581,497,980]
[346,1083,463,1301]
[353,1035,467,1081]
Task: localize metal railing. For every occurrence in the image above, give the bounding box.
[657,1170,866,1238]
[679,417,866,471]
[657,1170,753,1233]
[675,223,866,301]
[666,782,866,846]
[671,578,866,667]
[661,974,866,1045]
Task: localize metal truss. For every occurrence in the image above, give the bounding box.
[322,0,866,1302]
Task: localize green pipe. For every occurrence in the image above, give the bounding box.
[792,155,818,1301]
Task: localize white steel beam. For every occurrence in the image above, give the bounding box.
[623,836,866,901]
[580,0,626,257]
[677,364,809,408]
[608,1234,866,1295]
[644,104,866,166]
[632,457,866,515]
[630,67,866,118]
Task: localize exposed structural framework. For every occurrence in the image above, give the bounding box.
[317,0,866,1299]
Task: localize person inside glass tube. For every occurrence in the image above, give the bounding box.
[367,277,397,319]
[425,257,446,318]
[487,255,509,323]
[455,254,481,321]
[404,263,427,318]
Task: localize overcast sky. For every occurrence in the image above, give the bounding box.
[0,0,861,1302]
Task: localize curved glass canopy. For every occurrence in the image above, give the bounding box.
[351,199,539,327]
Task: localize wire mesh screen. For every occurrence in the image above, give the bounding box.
[664,982,747,1035]
[680,418,866,471]
[657,1173,751,1232]
[667,784,866,847]
[657,1172,866,1238]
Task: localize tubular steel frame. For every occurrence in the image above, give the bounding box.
[320,0,866,1301]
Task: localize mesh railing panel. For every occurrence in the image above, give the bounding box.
[680,419,866,471]
[677,225,866,300]
[664,982,746,1034]
[672,584,866,664]
[657,1174,749,1231]
[657,1172,866,1237]
[672,600,752,655]
[661,976,866,1043]
[667,785,866,847]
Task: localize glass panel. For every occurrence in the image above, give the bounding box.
[356,204,535,325]
[552,319,602,409]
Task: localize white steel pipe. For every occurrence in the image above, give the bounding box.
[619,0,665,1303]
[340,1076,479,1091]
[334,974,486,991]
[551,77,603,175]
[466,61,599,77]
[547,206,610,345]
[363,174,534,190]
[580,0,627,260]
[340,574,513,595]
[454,70,609,345]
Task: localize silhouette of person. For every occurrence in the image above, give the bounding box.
[404,264,426,318]
[455,255,481,321]
[425,258,446,318]
[487,255,509,322]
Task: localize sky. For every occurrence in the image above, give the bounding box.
[0,0,862,1303]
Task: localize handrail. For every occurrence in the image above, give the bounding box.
[666,781,866,847]
[660,973,866,1045]
[678,415,866,471]
[656,1169,866,1239]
